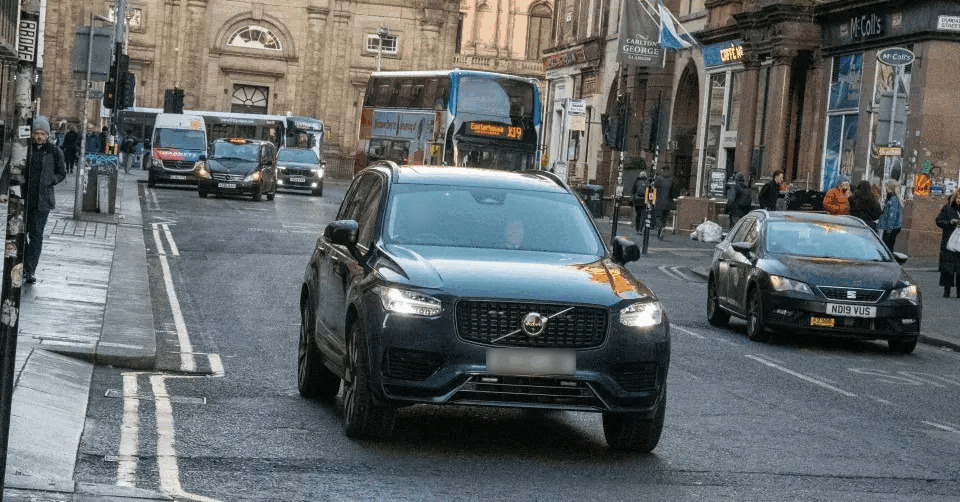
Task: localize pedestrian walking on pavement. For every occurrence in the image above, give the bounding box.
[0,116,67,284]
[86,124,102,155]
[824,175,851,216]
[849,180,882,231]
[652,167,677,240]
[936,190,960,298]
[759,170,784,211]
[120,131,138,174]
[63,125,80,173]
[877,180,903,251]
[726,171,752,228]
[631,170,649,233]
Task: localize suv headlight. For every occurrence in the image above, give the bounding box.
[244,171,261,182]
[889,285,919,304]
[375,286,441,316]
[312,168,324,178]
[620,301,663,328]
[195,161,210,179]
[769,275,813,294]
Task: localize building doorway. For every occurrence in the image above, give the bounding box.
[671,64,700,193]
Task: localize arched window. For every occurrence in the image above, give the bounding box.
[526,3,553,60]
[232,85,269,114]
[227,25,282,51]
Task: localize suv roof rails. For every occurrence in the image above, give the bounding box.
[366,160,400,179]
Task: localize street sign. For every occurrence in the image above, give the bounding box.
[567,99,586,115]
[938,15,960,32]
[877,47,915,66]
[878,146,902,156]
[17,12,40,63]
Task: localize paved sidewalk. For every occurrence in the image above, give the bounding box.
[3,166,158,497]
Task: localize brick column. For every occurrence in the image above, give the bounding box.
[734,54,761,178]
[183,0,209,110]
[762,48,797,177]
[302,7,330,115]
[796,50,827,188]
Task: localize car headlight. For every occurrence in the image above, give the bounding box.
[244,171,261,182]
[151,157,163,168]
[277,165,287,171]
[194,161,210,179]
[889,285,919,304]
[375,286,441,316]
[312,168,324,178]
[769,275,813,294]
[620,301,663,328]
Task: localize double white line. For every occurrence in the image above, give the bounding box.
[151,223,193,373]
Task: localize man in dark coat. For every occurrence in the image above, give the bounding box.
[63,125,80,173]
[936,191,960,298]
[631,171,649,233]
[22,117,67,283]
[726,171,753,227]
[652,167,677,240]
[759,170,783,211]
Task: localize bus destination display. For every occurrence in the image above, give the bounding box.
[467,122,523,140]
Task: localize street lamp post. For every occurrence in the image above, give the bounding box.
[376,25,389,72]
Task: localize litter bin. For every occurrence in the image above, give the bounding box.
[82,154,119,213]
[580,184,604,218]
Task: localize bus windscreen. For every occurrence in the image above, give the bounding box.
[457,76,535,121]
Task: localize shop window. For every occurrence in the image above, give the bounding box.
[526,3,553,60]
[828,53,863,111]
[727,72,741,132]
[823,53,863,189]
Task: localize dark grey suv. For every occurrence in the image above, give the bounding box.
[298,162,670,451]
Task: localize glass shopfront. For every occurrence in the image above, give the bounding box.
[822,53,864,190]
[698,40,745,197]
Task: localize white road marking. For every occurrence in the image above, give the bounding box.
[161,224,180,256]
[207,353,224,378]
[151,223,166,256]
[670,266,700,282]
[159,254,195,372]
[150,375,220,502]
[658,265,684,281]
[673,325,706,339]
[116,373,140,487]
[868,395,893,405]
[746,354,858,398]
[921,421,960,434]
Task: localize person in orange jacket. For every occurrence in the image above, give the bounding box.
[824,175,851,215]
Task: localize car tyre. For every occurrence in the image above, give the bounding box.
[707,277,730,327]
[343,321,396,440]
[746,287,771,342]
[252,184,263,202]
[888,337,917,355]
[198,190,208,199]
[147,172,156,188]
[297,304,341,400]
[602,392,665,453]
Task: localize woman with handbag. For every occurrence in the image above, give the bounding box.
[936,191,960,298]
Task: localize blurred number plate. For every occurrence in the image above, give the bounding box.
[810,317,835,328]
[827,304,876,318]
[218,183,236,189]
[170,175,187,180]
[290,176,306,183]
[486,348,575,376]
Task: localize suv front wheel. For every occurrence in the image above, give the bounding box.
[602,392,665,452]
[342,321,396,439]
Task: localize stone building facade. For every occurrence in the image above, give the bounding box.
[38,0,460,154]
[454,0,552,79]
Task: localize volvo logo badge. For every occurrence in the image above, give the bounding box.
[520,312,548,337]
[846,290,857,300]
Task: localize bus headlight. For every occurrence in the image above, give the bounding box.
[152,158,163,169]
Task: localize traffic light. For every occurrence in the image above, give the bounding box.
[103,69,118,109]
[118,71,136,109]
[164,88,184,114]
[601,98,627,151]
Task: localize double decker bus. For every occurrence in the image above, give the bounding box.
[358,70,541,171]
[121,108,325,158]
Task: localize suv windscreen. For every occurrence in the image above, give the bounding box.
[765,221,891,262]
[154,128,206,150]
[383,184,604,255]
[278,149,318,164]
[211,142,260,162]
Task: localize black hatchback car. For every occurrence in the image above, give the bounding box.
[706,211,922,353]
[298,163,670,451]
[196,138,278,201]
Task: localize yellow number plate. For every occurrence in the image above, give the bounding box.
[810,317,835,328]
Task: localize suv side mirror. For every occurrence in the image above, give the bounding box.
[612,236,641,265]
[893,252,908,265]
[324,220,359,247]
[732,241,754,257]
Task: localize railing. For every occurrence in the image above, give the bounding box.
[453,54,544,76]
[324,153,355,180]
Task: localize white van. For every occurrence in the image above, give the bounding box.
[148,113,207,187]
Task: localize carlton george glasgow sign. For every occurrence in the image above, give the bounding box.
[877,47,915,67]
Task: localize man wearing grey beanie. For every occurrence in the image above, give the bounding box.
[22,116,67,283]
